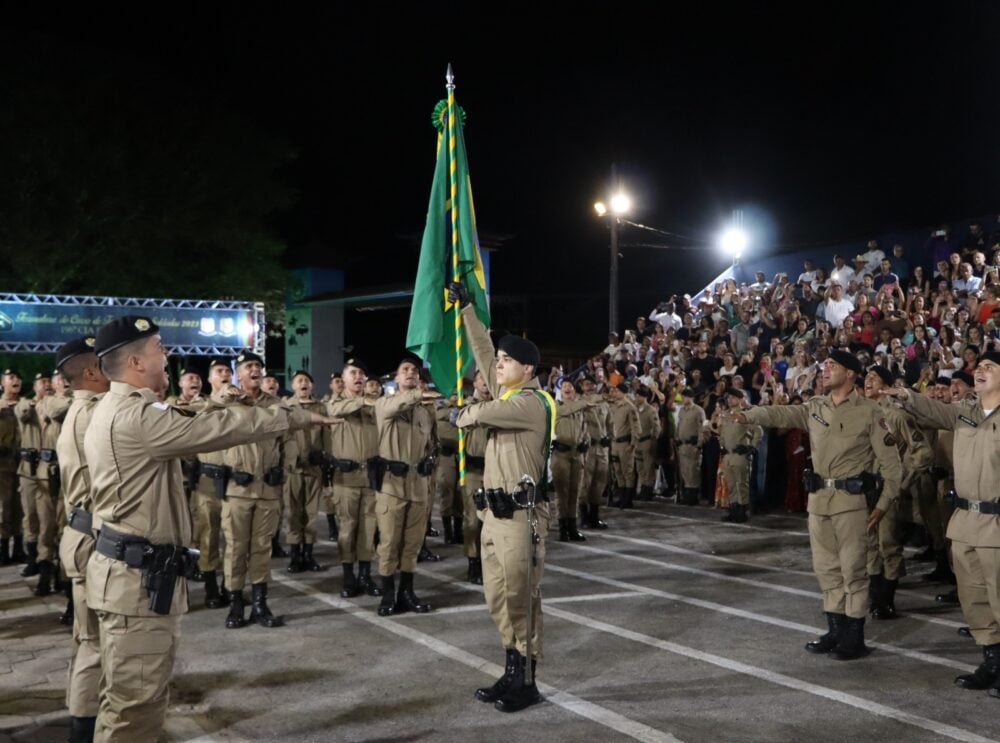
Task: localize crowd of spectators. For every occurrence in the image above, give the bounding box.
[546,219,1000,513]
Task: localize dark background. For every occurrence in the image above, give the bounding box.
[4,1,1000,368]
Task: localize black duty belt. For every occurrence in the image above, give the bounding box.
[465,455,485,469]
[551,441,575,453]
[802,470,876,495]
[637,435,652,443]
[472,487,549,518]
[576,442,590,453]
[950,492,1000,515]
[927,466,951,480]
[39,448,57,463]
[0,446,13,458]
[440,445,457,457]
[96,525,157,568]
[68,507,93,536]
[721,445,754,456]
[614,435,632,444]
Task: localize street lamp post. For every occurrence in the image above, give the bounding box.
[594,164,631,335]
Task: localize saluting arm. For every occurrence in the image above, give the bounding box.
[327,396,366,417]
[870,410,903,513]
[744,404,809,431]
[461,304,499,399]
[456,392,544,431]
[374,389,424,419]
[900,390,960,431]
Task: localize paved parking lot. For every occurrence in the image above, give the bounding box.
[1,501,996,742]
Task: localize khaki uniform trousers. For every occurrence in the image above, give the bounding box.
[635,439,657,489]
[60,529,99,717]
[21,475,56,561]
[936,476,955,559]
[865,500,905,580]
[286,472,322,545]
[677,444,701,489]
[0,470,19,539]
[808,506,869,618]
[222,497,280,590]
[335,484,377,563]
[912,471,945,551]
[722,455,751,506]
[95,611,180,742]
[461,468,484,558]
[551,451,583,519]
[190,491,222,572]
[579,447,609,507]
[375,488,430,576]
[953,541,1000,646]
[437,455,462,519]
[481,503,549,658]
[610,443,635,489]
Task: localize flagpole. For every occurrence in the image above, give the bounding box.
[446,63,467,489]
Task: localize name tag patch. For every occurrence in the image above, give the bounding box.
[811,414,829,427]
[959,415,978,428]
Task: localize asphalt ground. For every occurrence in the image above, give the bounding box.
[2,499,998,743]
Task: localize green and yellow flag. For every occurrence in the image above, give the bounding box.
[405,82,490,397]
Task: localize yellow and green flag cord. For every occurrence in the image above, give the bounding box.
[446,80,467,487]
[500,387,558,450]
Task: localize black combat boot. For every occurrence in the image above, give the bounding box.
[249,583,284,628]
[11,535,26,563]
[203,571,225,609]
[357,561,382,596]
[451,516,464,545]
[872,578,898,620]
[936,588,959,604]
[830,617,871,660]
[476,648,517,702]
[589,504,608,530]
[226,590,247,629]
[494,652,542,712]
[302,544,326,572]
[955,644,1000,689]
[567,518,586,541]
[425,519,440,538]
[59,581,74,625]
[271,534,288,558]
[286,543,305,573]
[468,557,483,585]
[721,504,739,523]
[637,485,654,501]
[188,568,205,582]
[867,573,882,616]
[924,549,955,584]
[0,537,10,565]
[33,560,53,597]
[377,575,396,616]
[612,488,626,508]
[558,518,570,542]
[327,513,339,542]
[394,571,431,614]
[417,540,441,562]
[69,715,96,743]
[619,488,635,509]
[442,517,455,545]
[52,558,65,593]
[913,545,936,561]
[20,541,39,577]
[340,563,361,598]
[805,612,844,654]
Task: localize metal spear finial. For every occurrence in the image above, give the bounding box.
[446,63,455,90]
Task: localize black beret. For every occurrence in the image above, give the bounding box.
[725,387,745,399]
[828,349,863,375]
[397,352,423,370]
[934,376,952,386]
[953,371,975,386]
[178,367,201,378]
[581,374,596,385]
[867,365,894,387]
[636,387,652,399]
[681,388,696,398]
[342,357,369,375]
[292,369,313,382]
[95,315,159,358]
[235,350,264,367]
[616,382,630,393]
[56,336,97,369]
[208,357,232,370]
[498,334,540,367]
[980,351,1000,367]
[2,368,20,379]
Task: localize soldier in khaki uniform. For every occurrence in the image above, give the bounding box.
[284,371,329,574]
[326,358,382,598]
[46,370,73,586]
[608,383,640,508]
[372,356,439,616]
[717,388,762,523]
[461,373,490,583]
[633,387,661,500]
[578,376,611,530]
[216,350,292,629]
[926,377,958,603]
[54,336,108,742]
[434,394,463,543]
[552,379,590,541]
[675,389,707,505]
[321,373,344,541]
[886,351,1000,693]
[733,350,902,660]
[452,284,552,713]
[16,372,56,588]
[0,370,22,565]
[85,316,328,741]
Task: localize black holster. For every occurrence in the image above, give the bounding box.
[19,448,39,476]
[181,459,201,493]
[263,466,285,487]
[200,463,230,500]
[47,469,60,500]
[416,456,435,477]
[307,450,326,467]
[367,457,387,492]
[143,545,200,615]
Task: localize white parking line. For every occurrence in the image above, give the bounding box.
[628,505,811,537]
[274,574,683,743]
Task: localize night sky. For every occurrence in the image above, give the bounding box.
[6,2,1000,359]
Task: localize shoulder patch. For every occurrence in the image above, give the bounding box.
[912,431,924,441]
[884,433,897,447]
[150,402,170,410]
[878,417,890,432]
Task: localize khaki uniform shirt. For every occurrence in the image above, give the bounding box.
[0,397,19,473]
[85,381,313,616]
[581,394,610,444]
[435,402,460,452]
[285,397,329,477]
[719,419,762,457]
[744,391,902,514]
[877,399,932,489]
[373,389,436,501]
[636,402,661,442]
[216,392,287,500]
[455,305,548,493]
[327,394,379,488]
[610,399,641,442]
[555,399,589,447]
[676,404,707,445]
[15,397,45,479]
[902,391,1000,546]
[57,390,103,513]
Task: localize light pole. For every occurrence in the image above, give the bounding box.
[594,164,631,335]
